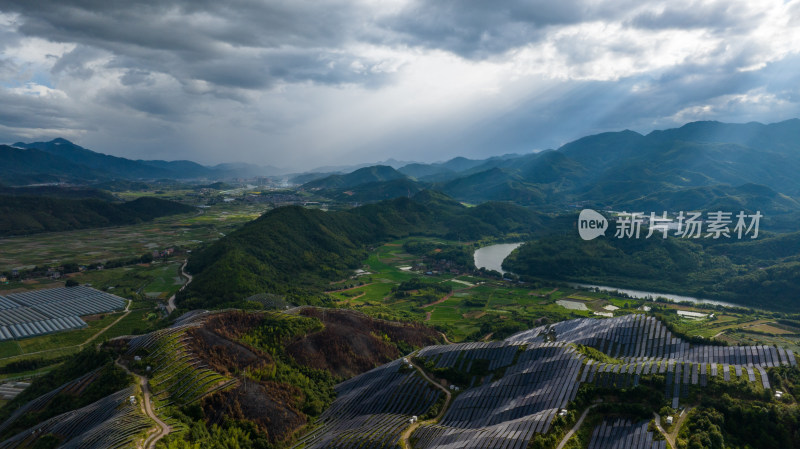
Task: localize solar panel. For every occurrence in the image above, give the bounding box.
[0,287,123,340]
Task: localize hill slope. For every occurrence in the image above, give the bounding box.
[181,191,548,309]
[4,138,276,183]
[0,196,195,236]
[301,165,408,190]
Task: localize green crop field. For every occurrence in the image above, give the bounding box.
[15,314,121,354]
[0,201,268,270]
[1,261,186,308]
[102,309,162,340]
[330,238,792,346]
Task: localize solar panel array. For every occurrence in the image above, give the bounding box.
[415,343,583,449]
[588,419,666,449]
[290,315,797,449]
[507,315,795,408]
[0,387,151,449]
[0,286,126,340]
[294,359,443,448]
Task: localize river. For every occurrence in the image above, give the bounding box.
[473,243,740,308]
[566,283,739,308]
[473,242,522,274]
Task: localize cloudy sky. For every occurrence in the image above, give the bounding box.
[1,0,800,170]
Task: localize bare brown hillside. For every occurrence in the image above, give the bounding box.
[181,309,441,446]
[289,308,442,378]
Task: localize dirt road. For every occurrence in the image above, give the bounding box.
[167,259,193,314]
[556,404,597,449]
[400,361,452,448]
[116,359,171,449]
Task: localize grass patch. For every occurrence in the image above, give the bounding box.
[103,309,163,339]
[15,313,120,354]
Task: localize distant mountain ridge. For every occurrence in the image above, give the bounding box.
[299,119,800,216]
[2,138,279,185]
[301,165,407,190]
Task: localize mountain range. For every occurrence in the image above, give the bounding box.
[0,138,281,185]
[6,119,800,221]
[299,119,800,220]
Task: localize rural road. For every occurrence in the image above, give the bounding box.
[116,359,171,449]
[653,412,674,449]
[400,360,453,448]
[654,409,691,449]
[167,259,192,314]
[556,404,597,449]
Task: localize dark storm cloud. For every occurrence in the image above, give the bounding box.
[102,88,183,118]
[51,46,104,79]
[0,0,379,90]
[0,0,798,168]
[378,0,638,58]
[0,89,78,130]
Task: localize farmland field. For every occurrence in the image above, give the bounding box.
[0,201,268,270]
[329,238,799,349]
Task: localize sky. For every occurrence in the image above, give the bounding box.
[1,0,800,171]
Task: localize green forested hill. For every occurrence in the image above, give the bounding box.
[0,185,116,201]
[0,196,195,236]
[301,165,407,190]
[180,191,549,309]
[505,228,800,311]
[315,178,425,203]
[335,119,800,211]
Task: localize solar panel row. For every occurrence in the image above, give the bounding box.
[0,316,87,339]
[0,296,21,310]
[0,386,151,449]
[293,315,798,449]
[587,419,665,449]
[0,287,125,341]
[295,359,443,449]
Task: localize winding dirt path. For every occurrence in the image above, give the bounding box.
[167,259,193,314]
[400,361,453,449]
[556,404,598,449]
[422,284,477,308]
[655,407,692,449]
[653,412,675,449]
[141,376,170,449]
[440,332,453,345]
[116,359,171,449]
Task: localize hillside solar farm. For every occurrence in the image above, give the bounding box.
[0,302,798,448]
[587,419,665,449]
[0,383,150,449]
[0,286,126,340]
[295,314,797,449]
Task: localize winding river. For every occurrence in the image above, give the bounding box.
[566,283,739,308]
[473,242,740,308]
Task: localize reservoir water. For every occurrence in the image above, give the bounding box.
[567,283,739,308]
[473,243,522,274]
